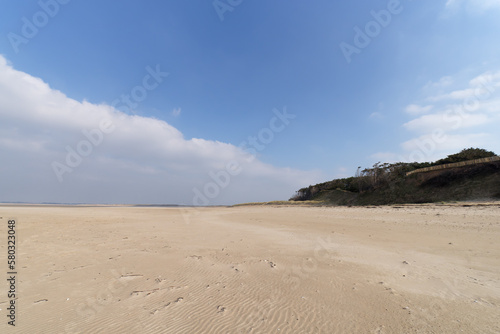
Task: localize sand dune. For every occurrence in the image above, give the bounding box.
[1,203,499,333]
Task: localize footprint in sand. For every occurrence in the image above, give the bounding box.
[34,299,48,304]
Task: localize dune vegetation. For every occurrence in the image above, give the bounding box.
[290,148,500,205]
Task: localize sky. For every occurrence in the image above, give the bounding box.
[1,0,500,205]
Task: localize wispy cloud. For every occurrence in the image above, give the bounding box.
[400,69,500,161]
[428,71,500,102]
[172,107,181,117]
[403,112,489,133]
[445,0,500,13]
[371,69,500,163]
[405,104,433,115]
[423,76,454,91]
[401,132,492,153]
[369,112,383,120]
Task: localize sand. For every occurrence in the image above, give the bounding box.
[0,203,499,333]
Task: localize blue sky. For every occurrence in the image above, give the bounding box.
[1,0,500,205]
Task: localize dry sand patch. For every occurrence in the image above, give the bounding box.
[0,203,499,333]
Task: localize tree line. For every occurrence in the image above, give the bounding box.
[290,148,497,201]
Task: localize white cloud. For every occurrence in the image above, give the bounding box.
[405,104,433,115]
[0,56,322,205]
[480,98,500,114]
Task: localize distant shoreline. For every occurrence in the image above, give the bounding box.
[0,203,182,208]
[2,200,499,208]
[0,202,230,208]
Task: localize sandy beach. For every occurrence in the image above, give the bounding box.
[1,203,499,333]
